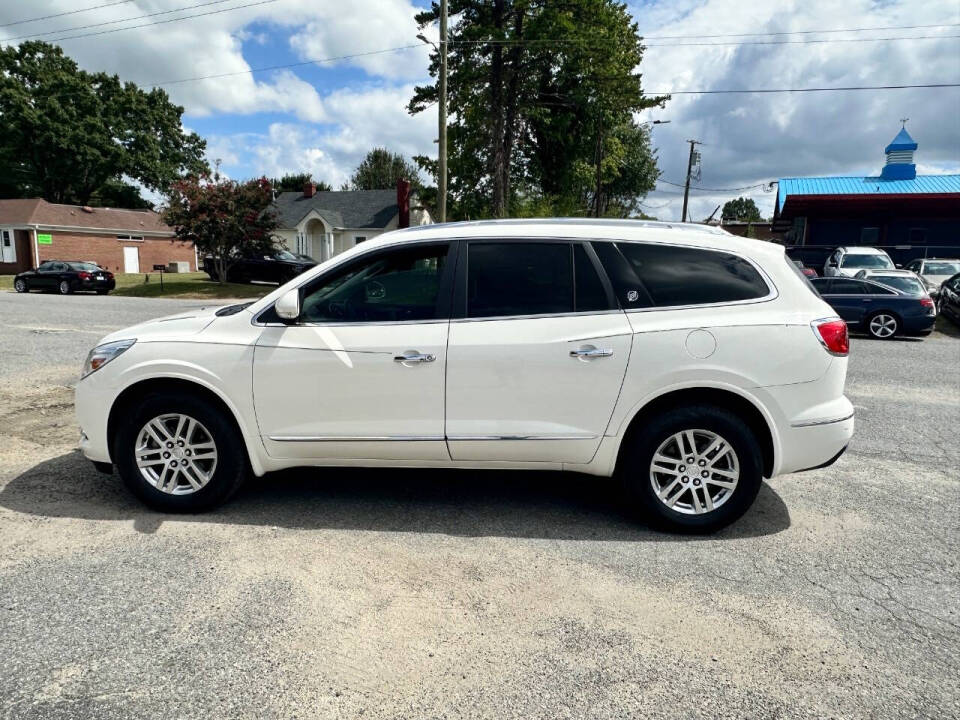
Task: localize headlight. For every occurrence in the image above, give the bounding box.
[81,339,135,379]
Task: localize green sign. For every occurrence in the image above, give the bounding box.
[37,233,52,245]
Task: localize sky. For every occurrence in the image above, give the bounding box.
[1,0,958,221]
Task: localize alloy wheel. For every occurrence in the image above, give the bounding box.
[869,313,897,339]
[14,279,26,293]
[134,413,218,495]
[58,280,71,294]
[649,429,740,515]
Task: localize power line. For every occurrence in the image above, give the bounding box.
[642,21,960,40]
[652,83,960,95]
[450,33,960,48]
[0,0,133,29]
[659,179,769,192]
[156,45,424,85]
[2,0,279,44]
[4,0,245,42]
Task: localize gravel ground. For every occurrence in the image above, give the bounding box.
[0,290,958,719]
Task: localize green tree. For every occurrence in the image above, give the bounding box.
[722,197,763,222]
[409,0,666,218]
[270,173,332,193]
[350,148,421,191]
[162,176,278,285]
[0,41,206,205]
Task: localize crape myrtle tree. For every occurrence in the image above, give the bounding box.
[163,176,279,285]
[409,0,667,219]
[0,42,207,206]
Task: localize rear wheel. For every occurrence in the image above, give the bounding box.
[867,311,898,339]
[96,289,109,295]
[114,392,248,512]
[14,278,28,293]
[58,279,72,295]
[618,405,764,533]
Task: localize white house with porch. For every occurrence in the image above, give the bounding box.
[272,180,432,261]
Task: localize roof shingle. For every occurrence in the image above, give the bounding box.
[273,190,399,230]
[0,198,172,234]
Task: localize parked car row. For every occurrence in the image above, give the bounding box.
[805,246,960,339]
[13,260,115,295]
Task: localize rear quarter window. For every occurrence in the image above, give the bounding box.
[614,242,770,307]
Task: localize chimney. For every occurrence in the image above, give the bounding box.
[303,181,316,198]
[397,178,411,228]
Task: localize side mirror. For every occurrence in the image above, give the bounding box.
[895,263,903,269]
[275,288,300,322]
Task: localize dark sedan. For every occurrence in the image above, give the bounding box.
[14,260,116,295]
[810,277,936,339]
[203,250,315,285]
[937,272,960,326]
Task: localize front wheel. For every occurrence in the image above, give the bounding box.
[58,279,72,295]
[867,312,898,339]
[114,392,248,512]
[14,278,28,293]
[618,405,764,533]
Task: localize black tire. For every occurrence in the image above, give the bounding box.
[96,289,109,295]
[618,404,764,533]
[114,392,248,512]
[13,278,28,293]
[866,311,899,339]
[58,279,72,295]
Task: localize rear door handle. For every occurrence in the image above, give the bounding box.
[570,345,614,359]
[394,350,435,364]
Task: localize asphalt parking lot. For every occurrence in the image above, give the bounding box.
[0,290,957,719]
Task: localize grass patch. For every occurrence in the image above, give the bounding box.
[0,272,272,300]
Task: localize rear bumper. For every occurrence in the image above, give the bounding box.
[79,278,116,291]
[902,314,936,335]
[776,411,854,475]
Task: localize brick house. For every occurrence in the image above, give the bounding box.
[0,199,196,275]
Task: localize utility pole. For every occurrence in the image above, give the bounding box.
[438,0,448,223]
[681,139,701,223]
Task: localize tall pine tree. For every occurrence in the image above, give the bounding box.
[409,0,666,219]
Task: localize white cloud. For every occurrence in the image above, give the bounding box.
[631,0,960,220]
[207,83,436,187]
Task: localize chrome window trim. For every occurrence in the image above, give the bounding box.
[252,234,779,326]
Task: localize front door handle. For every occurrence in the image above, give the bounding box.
[394,350,435,364]
[570,345,614,359]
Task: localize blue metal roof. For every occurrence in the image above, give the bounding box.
[778,174,960,208]
[885,126,918,153]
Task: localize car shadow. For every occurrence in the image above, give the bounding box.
[0,450,791,541]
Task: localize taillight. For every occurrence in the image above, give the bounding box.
[106,272,114,279]
[920,297,935,309]
[78,271,91,280]
[812,318,849,356]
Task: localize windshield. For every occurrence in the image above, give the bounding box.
[68,262,102,272]
[923,261,960,276]
[274,250,297,261]
[841,253,894,269]
[872,276,926,295]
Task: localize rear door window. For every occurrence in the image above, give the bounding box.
[830,279,871,294]
[614,242,769,307]
[466,242,573,318]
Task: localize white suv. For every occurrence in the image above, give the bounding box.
[75,220,854,532]
[823,246,895,278]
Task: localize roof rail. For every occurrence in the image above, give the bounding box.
[394,217,727,235]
